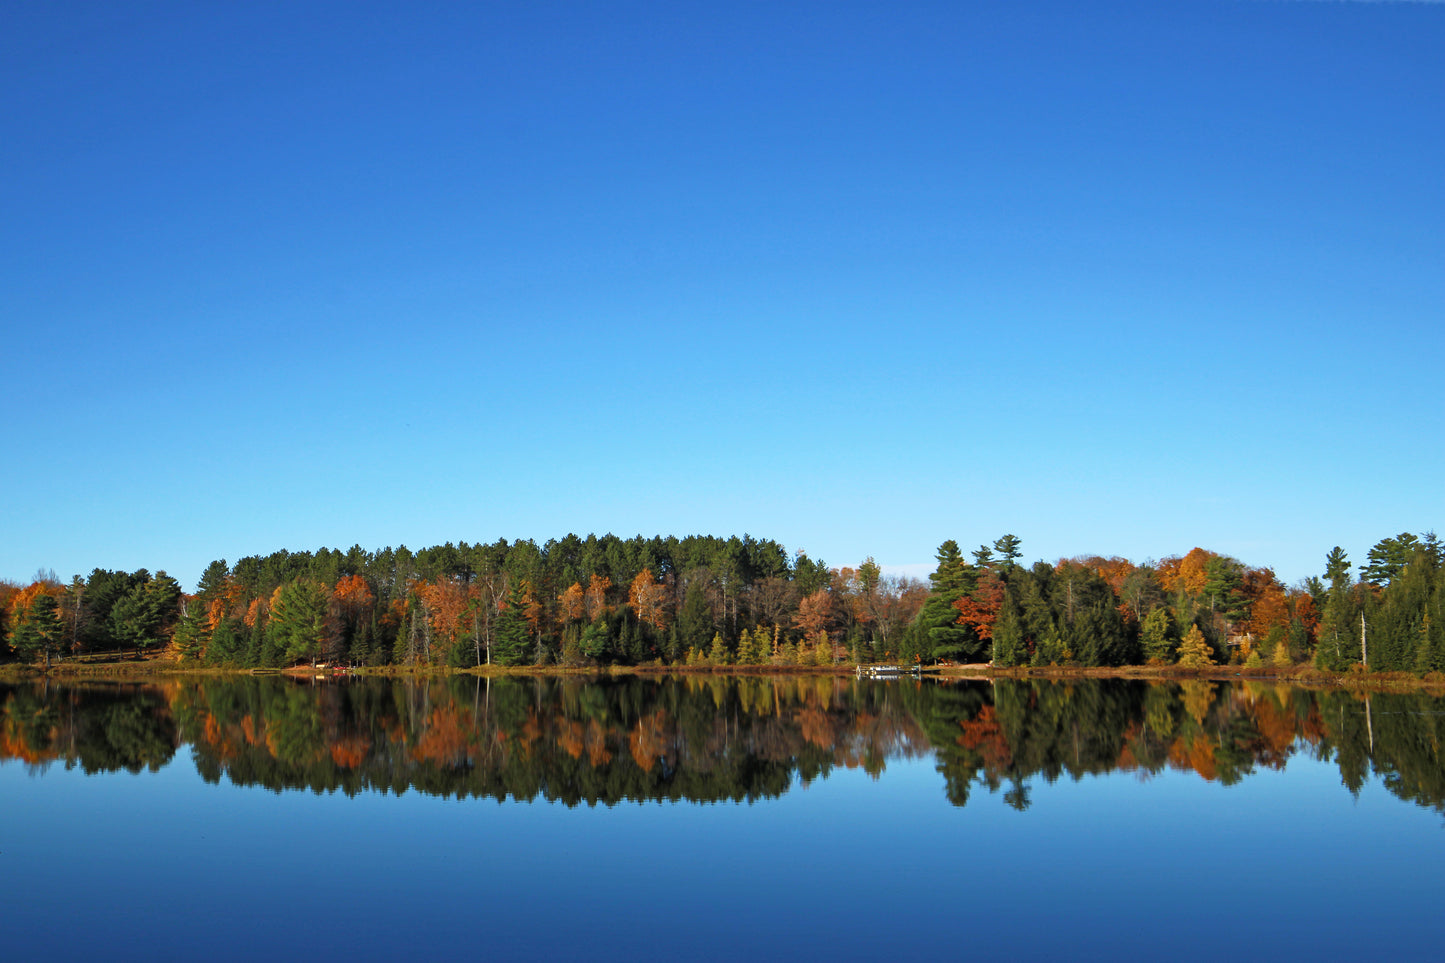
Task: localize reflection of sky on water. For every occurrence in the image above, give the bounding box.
[5,745,1443,962]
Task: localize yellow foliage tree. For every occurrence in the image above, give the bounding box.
[1176,625,1216,668]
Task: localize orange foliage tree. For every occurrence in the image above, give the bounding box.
[1157,548,1213,596]
[793,588,833,638]
[1244,573,1290,642]
[326,574,376,662]
[952,571,1005,640]
[558,582,586,624]
[628,570,670,633]
[419,577,471,649]
[584,574,612,622]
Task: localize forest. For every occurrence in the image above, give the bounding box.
[2,530,1443,675]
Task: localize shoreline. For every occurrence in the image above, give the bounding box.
[3,656,1443,695]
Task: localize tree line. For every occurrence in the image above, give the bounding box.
[919,531,1444,674]
[2,530,1441,674]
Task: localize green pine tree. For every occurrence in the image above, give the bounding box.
[707,632,731,666]
[12,592,65,665]
[1141,607,1177,664]
[991,592,1027,667]
[916,541,984,663]
[492,585,532,666]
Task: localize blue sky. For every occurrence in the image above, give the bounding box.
[3,1,1441,591]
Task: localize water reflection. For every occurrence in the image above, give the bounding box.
[3,676,1443,814]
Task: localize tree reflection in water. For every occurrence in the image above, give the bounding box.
[3,676,1443,814]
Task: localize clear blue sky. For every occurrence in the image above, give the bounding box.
[3,1,1441,592]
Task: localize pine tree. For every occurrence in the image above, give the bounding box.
[172,598,208,661]
[916,540,983,662]
[1316,587,1360,670]
[707,632,730,666]
[492,585,532,666]
[1373,549,1435,671]
[676,582,712,656]
[1031,634,1066,667]
[1316,547,1360,671]
[110,572,181,656]
[1363,533,1422,587]
[579,618,609,662]
[206,618,242,666]
[267,579,329,665]
[991,592,1027,667]
[735,628,759,665]
[753,627,772,664]
[12,592,64,665]
[1141,607,1177,664]
[993,534,1023,568]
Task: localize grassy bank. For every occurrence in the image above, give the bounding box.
[937,661,1445,694]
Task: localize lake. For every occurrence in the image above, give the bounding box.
[3,674,1443,961]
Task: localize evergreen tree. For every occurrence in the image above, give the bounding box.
[1020,563,1058,646]
[791,552,831,597]
[579,619,610,662]
[267,579,329,665]
[1141,607,1177,664]
[893,621,925,666]
[391,609,412,665]
[110,572,181,656]
[990,590,1027,667]
[81,568,147,650]
[706,632,730,666]
[1316,548,1360,671]
[172,599,208,661]
[740,628,767,665]
[1202,555,1247,623]
[993,534,1023,568]
[1051,562,1130,666]
[1324,546,1352,586]
[492,585,532,666]
[676,582,712,656]
[1317,586,1362,671]
[246,616,273,667]
[12,592,64,665]
[1413,568,1445,675]
[1374,550,1434,671]
[206,618,243,666]
[1363,533,1422,587]
[1031,633,1066,667]
[916,540,982,662]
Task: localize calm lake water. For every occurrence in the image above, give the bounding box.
[3,674,1443,961]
